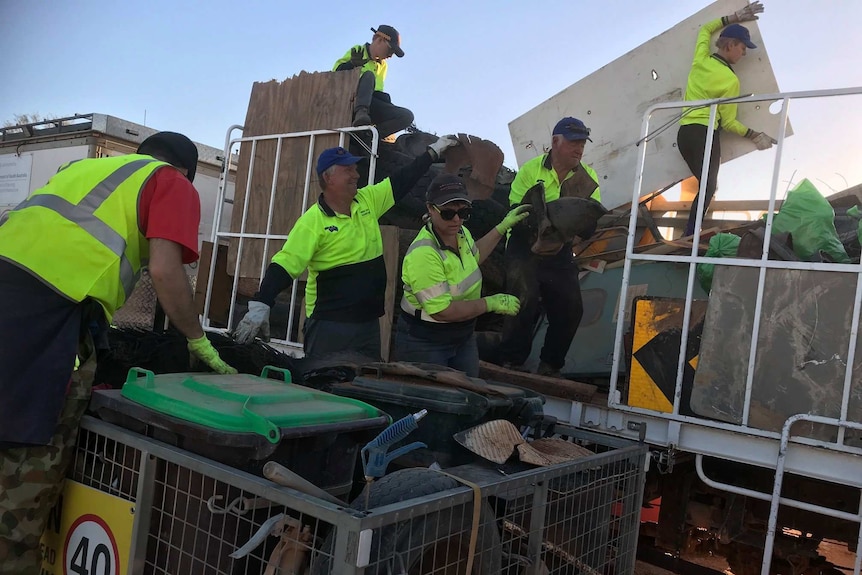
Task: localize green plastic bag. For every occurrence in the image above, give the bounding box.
[770,179,850,263]
[697,233,741,292]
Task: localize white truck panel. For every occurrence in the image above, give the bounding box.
[0,146,90,212]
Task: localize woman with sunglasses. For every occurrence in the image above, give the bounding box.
[397,174,530,376]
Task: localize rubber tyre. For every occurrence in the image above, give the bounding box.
[310,468,502,574]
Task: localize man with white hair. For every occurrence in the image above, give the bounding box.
[498,117,601,378]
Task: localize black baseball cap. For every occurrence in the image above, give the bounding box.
[372,25,404,57]
[137,131,199,182]
[426,174,471,206]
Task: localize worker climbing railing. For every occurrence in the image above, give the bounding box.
[201,125,379,353]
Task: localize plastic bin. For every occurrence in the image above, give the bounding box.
[89,367,389,496]
[327,373,545,467]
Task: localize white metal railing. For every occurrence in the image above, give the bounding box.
[611,86,862,438]
[610,86,862,575]
[201,125,379,353]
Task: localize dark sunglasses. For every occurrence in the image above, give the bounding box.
[433,204,472,221]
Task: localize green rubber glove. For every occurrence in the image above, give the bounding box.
[495,205,531,235]
[187,335,238,375]
[484,294,521,316]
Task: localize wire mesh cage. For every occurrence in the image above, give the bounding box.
[67,417,646,575]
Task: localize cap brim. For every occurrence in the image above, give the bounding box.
[434,194,471,206]
[560,132,593,143]
[393,45,404,57]
[335,155,365,167]
[744,40,757,49]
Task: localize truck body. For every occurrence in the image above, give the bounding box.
[0,113,236,251]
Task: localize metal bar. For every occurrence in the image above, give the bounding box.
[695,453,860,522]
[226,138,257,332]
[617,452,648,575]
[741,97,790,427]
[127,449,157,573]
[259,136,284,281]
[527,480,549,575]
[202,124,242,330]
[609,99,655,407]
[672,104,718,415]
[838,266,862,446]
[627,252,862,272]
[643,86,862,116]
[283,134,319,347]
[855,494,862,575]
[761,415,862,575]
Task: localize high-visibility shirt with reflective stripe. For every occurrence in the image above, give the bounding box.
[401,223,482,323]
[0,155,169,320]
[509,153,601,206]
[333,44,387,91]
[679,17,749,137]
[271,178,394,321]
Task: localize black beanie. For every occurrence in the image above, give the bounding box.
[137,131,198,183]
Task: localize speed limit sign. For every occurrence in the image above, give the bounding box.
[40,481,134,575]
[64,514,121,575]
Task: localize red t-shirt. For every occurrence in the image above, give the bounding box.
[138,167,201,264]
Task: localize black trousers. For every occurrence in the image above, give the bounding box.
[355,71,414,139]
[677,123,721,236]
[498,247,584,370]
[302,317,381,361]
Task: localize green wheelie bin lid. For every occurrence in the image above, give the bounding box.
[120,366,382,444]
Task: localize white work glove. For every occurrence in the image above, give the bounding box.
[427,135,460,160]
[730,1,764,23]
[748,131,776,150]
[234,301,271,344]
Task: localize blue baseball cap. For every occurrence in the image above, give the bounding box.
[720,24,757,49]
[553,117,592,142]
[316,147,364,175]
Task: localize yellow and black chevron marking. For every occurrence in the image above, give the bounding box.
[628,297,706,413]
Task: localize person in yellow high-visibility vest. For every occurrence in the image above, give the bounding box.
[397,174,529,375]
[498,117,601,379]
[678,1,776,236]
[0,132,236,573]
[333,24,414,138]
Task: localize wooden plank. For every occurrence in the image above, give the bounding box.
[228,69,360,279]
[379,226,399,361]
[478,361,597,402]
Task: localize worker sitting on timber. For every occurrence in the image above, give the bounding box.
[333,25,414,139]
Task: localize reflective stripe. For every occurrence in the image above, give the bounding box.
[14,158,156,296]
[57,158,84,173]
[401,296,443,323]
[470,242,479,256]
[414,281,448,304]
[405,238,447,260]
[451,267,482,296]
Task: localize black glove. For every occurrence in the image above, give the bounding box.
[349,47,368,68]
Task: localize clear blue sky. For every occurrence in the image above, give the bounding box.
[2,0,862,196]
